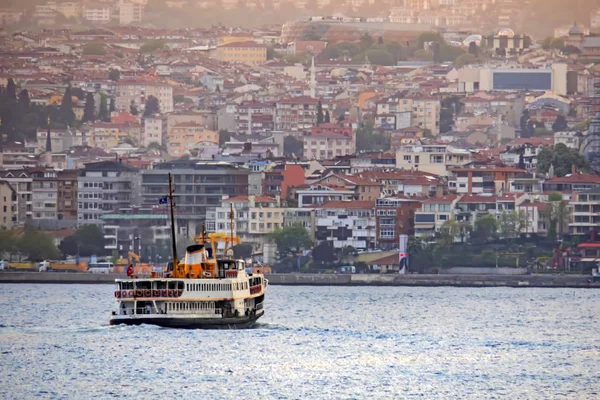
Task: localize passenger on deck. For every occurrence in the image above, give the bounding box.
[146,304,151,314]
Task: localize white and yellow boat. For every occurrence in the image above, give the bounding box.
[110,174,267,329]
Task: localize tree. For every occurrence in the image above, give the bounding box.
[552,115,568,132]
[148,141,167,152]
[98,93,109,122]
[58,225,106,257]
[108,69,121,82]
[129,100,139,116]
[232,243,253,259]
[316,100,323,125]
[473,215,498,243]
[269,224,312,258]
[360,33,374,51]
[143,95,160,117]
[455,53,476,67]
[109,97,116,113]
[6,78,16,100]
[518,152,526,170]
[439,220,459,247]
[468,41,478,56]
[537,143,589,177]
[0,230,17,257]
[59,85,75,126]
[17,230,60,262]
[520,109,532,138]
[534,127,553,137]
[82,43,106,55]
[338,113,345,122]
[140,40,167,54]
[499,210,527,239]
[423,129,433,138]
[18,89,30,112]
[284,135,303,158]
[365,49,395,66]
[546,193,569,240]
[457,221,472,243]
[324,110,331,123]
[414,49,433,62]
[312,241,335,265]
[418,32,443,49]
[82,92,95,122]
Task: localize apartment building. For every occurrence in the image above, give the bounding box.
[167,122,219,157]
[377,96,440,135]
[448,166,528,195]
[216,41,267,66]
[116,80,174,115]
[86,122,142,149]
[543,173,600,195]
[262,162,305,199]
[295,182,354,207]
[570,187,600,236]
[119,1,143,25]
[78,161,140,226]
[82,4,111,23]
[309,173,383,202]
[30,168,58,220]
[0,180,16,230]
[141,160,249,237]
[215,195,284,249]
[414,194,460,236]
[283,208,316,241]
[375,197,423,250]
[57,170,78,220]
[142,115,168,147]
[396,144,472,176]
[314,200,376,250]
[275,96,319,132]
[0,169,32,225]
[303,123,355,160]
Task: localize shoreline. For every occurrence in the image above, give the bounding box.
[0,271,598,288]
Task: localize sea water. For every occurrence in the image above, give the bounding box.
[0,284,598,399]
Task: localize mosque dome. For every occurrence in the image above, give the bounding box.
[497,28,515,38]
[569,23,583,36]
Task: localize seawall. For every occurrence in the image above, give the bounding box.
[0,271,599,288]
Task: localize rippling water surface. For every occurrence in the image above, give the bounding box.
[0,284,599,399]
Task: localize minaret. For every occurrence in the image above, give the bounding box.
[310,56,316,99]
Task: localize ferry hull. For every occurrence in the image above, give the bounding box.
[110,311,264,329]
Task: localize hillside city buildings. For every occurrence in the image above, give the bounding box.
[1,5,600,267]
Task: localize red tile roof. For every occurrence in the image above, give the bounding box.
[546,173,600,184]
[423,194,459,204]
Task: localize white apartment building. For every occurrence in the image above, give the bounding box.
[303,123,355,160]
[116,81,174,115]
[396,144,472,176]
[82,5,111,23]
[119,0,143,25]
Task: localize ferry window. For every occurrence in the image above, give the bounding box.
[186,284,189,291]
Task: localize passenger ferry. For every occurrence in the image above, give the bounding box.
[110,173,267,329]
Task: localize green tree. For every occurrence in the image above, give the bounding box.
[130,100,139,116]
[140,40,167,54]
[17,230,60,261]
[414,49,433,61]
[0,230,17,257]
[233,243,253,259]
[6,78,16,100]
[58,225,107,257]
[269,224,312,258]
[546,193,569,239]
[455,53,476,67]
[473,215,499,243]
[98,93,109,122]
[312,241,335,265]
[534,127,553,137]
[365,49,395,66]
[468,41,478,56]
[499,210,527,239]
[324,110,331,123]
[439,220,459,247]
[143,95,160,117]
[59,85,75,126]
[552,115,568,132]
[283,135,303,158]
[537,143,589,177]
[82,92,95,122]
[418,32,443,49]
[108,69,121,82]
[317,100,323,124]
[82,43,106,55]
[360,33,374,51]
[18,89,30,112]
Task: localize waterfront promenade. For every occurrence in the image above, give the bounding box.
[0,271,598,288]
